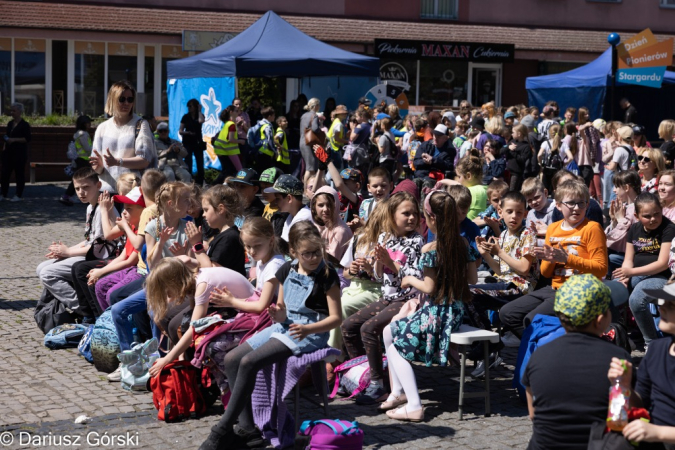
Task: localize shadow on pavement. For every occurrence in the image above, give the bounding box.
[0,183,84,228]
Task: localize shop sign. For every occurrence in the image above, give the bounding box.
[375,39,514,63]
[182,30,238,52]
[617,66,666,88]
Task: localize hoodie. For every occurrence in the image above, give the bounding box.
[313,186,353,261]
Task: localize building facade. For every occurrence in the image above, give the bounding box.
[1,0,674,116]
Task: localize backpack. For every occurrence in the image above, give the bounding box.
[43,323,89,349]
[296,419,364,450]
[78,325,95,363]
[247,120,265,150]
[34,287,77,334]
[149,360,206,422]
[91,308,121,374]
[542,140,564,170]
[513,314,565,402]
[118,338,160,392]
[66,140,78,160]
[384,134,399,159]
[408,139,422,168]
[617,145,638,172]
[329,355,387,399]
[601,323,632,354]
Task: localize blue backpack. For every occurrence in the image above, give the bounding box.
[78,325,95,363]
[296,419,364,450]
[43,323,89,349]
[246,120,264,150]
[513,314,565,402]
[91,308,121,374]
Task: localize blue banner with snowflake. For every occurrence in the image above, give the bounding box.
[167,76,236,171]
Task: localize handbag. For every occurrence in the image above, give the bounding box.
[117,337,160,391]
[86,237,121,261]
[304,113,326,147]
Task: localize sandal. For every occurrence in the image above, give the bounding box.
[386,406,425,422]
[378,394,408,411]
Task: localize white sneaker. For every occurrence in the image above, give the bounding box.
[9,195,22,202]
[107,365,122,382]
[501,331,521,348]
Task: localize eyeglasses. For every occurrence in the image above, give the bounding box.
[638,155,651,163]
[300,250,322,260]
[562,201,587,210]
[118,96,135,104]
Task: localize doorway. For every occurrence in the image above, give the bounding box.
[468,63,502,106]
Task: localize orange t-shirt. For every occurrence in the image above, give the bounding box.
[542,218,608,289]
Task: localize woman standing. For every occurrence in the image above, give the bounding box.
[1,102,31,202]
[179,99,205,185]
[299,97,322,186]
[89,81,157,192]
[60,115,93,205]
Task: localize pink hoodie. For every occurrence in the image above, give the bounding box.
[313,186,353,261]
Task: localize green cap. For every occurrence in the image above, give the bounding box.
[554,274,611,327]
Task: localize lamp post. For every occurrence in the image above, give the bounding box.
[608,32,621,121]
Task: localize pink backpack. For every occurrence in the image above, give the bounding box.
[329,355,387,399]
[296,419,363,450]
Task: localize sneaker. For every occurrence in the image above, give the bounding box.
[471,353,503,379]
[58,195,74,206]
[9,195,22,202]
[233,425,265,448]
[107,365,122,382]
[501,331,521,348]
[354,382,387,405]
[198,429,242,450]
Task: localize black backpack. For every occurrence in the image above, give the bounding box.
[617,145,638,172]
[542,140,564,170]
[601,322,631,354]
[34,288,77,334]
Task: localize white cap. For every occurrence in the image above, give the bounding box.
[433,124,449,135]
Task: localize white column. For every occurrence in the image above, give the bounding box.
[136,45,145,115]
[10,38,14,104]
[104,43,109,107]
[67,40,74,114]
[45,39,52,114]
[154,45,161,116]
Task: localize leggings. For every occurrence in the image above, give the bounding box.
[1,148,27,198]
[214,154,243,184]
[341,299,403,381]
[212,339,293,435]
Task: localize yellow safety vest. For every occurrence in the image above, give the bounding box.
[75,133,92,160]
[275,127,290,165]
[259,123,275,157]
[327,118,345,152]
[212,121,240,156]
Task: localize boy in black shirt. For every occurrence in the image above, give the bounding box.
[523,274,630,450]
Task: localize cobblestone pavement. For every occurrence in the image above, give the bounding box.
[0,183,532,450]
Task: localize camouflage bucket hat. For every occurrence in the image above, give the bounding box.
[554,274,611,326]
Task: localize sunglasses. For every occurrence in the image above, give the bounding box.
[118,96,135,104]
[638,155,651,163]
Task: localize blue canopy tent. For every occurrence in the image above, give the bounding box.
[166,11,379,171]
[527,48,675,138]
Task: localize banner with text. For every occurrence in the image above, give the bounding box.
[374,39,514,63]
[616,29,673,88]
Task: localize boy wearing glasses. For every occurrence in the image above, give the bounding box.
[499,180,608,337]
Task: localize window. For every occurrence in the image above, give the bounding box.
[418,60,467,107]
[75,41,105,117]
[161,46,189,116]
[14,39,46,115]
[420,0,458,19]
[0,38,10,112]
[661,0,675,7]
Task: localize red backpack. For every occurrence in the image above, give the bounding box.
[149,360,206,422]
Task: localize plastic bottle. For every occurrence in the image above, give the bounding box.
[606,378,630,431]
[132,327,140,345]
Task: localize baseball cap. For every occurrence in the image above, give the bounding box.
[554,274,612,327]
[593,118,606,131]
[442,111,457,128]
[471,116,485,129]
[156,122,169,131]
[632,124,646,135]
[113,186,146,207]
[433,124,449,135]
[542,105,556,115]
[358,96,371,106]
[644,280,675,306]
[228,168,259,186]
[504,111,516,119]
[334,105,348,115]
[340,168,363,184]
[259,167,284,185]
[617,126,634,140]
[263,174,304,196]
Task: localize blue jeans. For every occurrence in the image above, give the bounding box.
[629,276,666,345]
[608,252,625,279]
[111,288,162,351]
[602,170,616,209]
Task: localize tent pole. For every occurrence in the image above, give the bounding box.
[608,33,621,121]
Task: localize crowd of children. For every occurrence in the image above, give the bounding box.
[32,98,675,450]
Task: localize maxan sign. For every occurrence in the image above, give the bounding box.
[374,39,514,63]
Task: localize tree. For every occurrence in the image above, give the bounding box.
[237,78,283,115]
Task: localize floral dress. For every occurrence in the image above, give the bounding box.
[390,246,479,367]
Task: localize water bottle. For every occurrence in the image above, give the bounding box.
[132,327,140,345]
[606,378,630,431]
